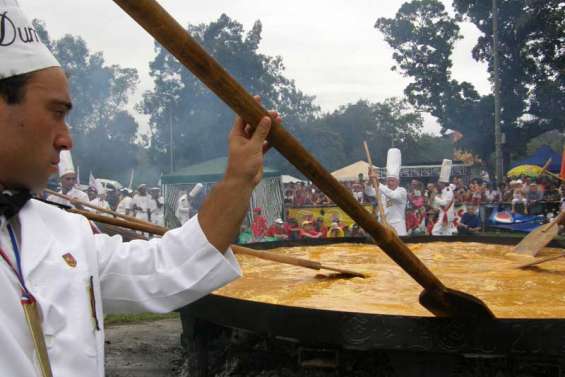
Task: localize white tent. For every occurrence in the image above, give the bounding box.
[331,161,378,182]
[281,174,304,184]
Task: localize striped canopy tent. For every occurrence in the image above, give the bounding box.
[161,157,283,227]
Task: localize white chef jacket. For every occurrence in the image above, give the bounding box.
[432,187,455,236]
[46,187,89,208]
[175,194,192,225]
[131,194,157,222]
[116,196,133,215]
[0,199,241,377]
[379,185,408,236]
[89,197,111,215]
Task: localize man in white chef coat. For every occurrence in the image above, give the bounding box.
[432,159,456,236]
[0,2,281,376]
[45,150,89,207]
[368,148,408,236]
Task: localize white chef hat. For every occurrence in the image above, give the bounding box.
[439,159,452,183]
[386,148,401,179]
[58,150,75,177]
[189,182,203,198]
[0,0,60,79]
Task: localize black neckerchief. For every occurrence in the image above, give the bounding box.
[0,190,32,220]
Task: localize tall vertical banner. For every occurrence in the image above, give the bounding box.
[560,148,565,180]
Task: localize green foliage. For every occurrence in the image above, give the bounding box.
[140,14,319,171]
[376,0,564,164]
[33,20,141,183]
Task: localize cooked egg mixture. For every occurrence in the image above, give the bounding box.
[215,243,565,318]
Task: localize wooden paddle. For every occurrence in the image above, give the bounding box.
[45,188,148,225]
[363,141,387,227]
[112,0,494,319]
[513,210,565,256]
[66,207,366,278]
[516,252,565,269]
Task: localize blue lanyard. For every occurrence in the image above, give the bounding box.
[0,224,33,300]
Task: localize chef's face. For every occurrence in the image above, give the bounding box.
[60,173,76,191]
[0,68,73,190]
[386,177,399,190]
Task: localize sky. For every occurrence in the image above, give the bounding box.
[22,0,492,135]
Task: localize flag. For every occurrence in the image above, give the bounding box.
[560,149,565,180]
[89,171,97,190]
[128,168,135,189]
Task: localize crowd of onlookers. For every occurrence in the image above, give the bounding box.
[239,173,565,243]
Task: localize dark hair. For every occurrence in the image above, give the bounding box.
[0,72,34,105]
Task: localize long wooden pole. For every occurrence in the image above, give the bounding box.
[111,0,493,318]
[69,207,365,277]
[363,141,387,227]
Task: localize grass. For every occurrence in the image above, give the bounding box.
[104,311,179,326]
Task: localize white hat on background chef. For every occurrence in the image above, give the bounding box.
[0,0,60,79]
[189,183,203,198]
[58,150,75,178]
[439,159,452,184]
[386,148,401,179]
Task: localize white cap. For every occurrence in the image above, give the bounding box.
[274,218,284,224]
[439,159,452,183]
[189,183,203,198]
[0,1,60,79]
[386,148,401,179]
[58,150,75,177]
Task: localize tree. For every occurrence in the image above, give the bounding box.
[376,0,564,166]
[34,20,141,182]
[287,98,425,173]
[140,14,319,171]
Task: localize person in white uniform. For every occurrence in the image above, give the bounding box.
[0,3,281,376]
[46,150,89,207]
[432,159,456,236]
[131,184,156,222]
[368,148,407,236]
[116,188,133,216]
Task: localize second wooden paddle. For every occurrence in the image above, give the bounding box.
[514,210,565,256]
[112,0,494,319]
[363,141,387,227]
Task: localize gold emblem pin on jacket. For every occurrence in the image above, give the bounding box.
[62,253,77,268]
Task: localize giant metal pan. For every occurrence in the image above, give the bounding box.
[181,236,565,357]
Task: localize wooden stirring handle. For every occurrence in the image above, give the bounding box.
[67,208,365,277]
[111,0,446,295]
[363,141,387,226]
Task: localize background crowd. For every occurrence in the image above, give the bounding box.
[240,173,565,243]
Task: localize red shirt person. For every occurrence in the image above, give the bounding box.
[251,207,268,240]
[266,218,290,240]
[299,220,323,239]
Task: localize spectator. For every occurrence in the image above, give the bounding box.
[266,218,290,240]
[299,220,323,239]
[251,207,269,241]
[326,222,345,238]
[349,223,366,238]
[484,183,501,204]
[287,217,301,240]
[405,208,420,235]
[527,182,544,214]
[457,205,482,235]
[314,217,328,236]
[511,180,528,214]
[238,224,253,244]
